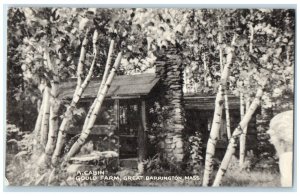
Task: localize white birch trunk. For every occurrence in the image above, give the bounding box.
[238,92,245,167]
[82,40,114,131]
[51,31,99,165]
[213,89,263,186]
[40,51,60,165]
[218,18,223,74]
[286,45,290,66]
[219,40,231,139]
[248,22,254,54]
[203,54,207,87]
[75,33,88,93]
[239,96,250,168]
[33,94,45,142]
[100,40,115,90]
[224,91,231,139]
[202,48,233,186]
[183,67,187,94]
[40,87,50,147]
[62,52,122,164]
[220,48,223,73]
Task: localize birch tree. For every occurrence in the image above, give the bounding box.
[42,50,60,165]
[239,97,250,168]
[202,35,236,186]
[238,92,245,167]
[81,40,114,132]
[213,87,265,186]
[40,87,50,147]
[217,17,231,139]
[238,20,254,168]
[63,52,122,164]
[51,30,100,165]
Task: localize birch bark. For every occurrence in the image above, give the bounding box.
[82,40,114,131]
[51,31,98,165]
[239,96,250,168]
[62,52,122,164]
[213,89,264,186]
[202,39,235,186]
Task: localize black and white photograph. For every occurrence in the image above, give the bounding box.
[4,5,295,188]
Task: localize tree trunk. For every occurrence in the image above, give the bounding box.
[75,33,88,93]
[100,40,115,91]
[203,54,208,87]
[224,92,231,139]
[51,31,99,165]
[218,18,223,74]
[218,31,231,140]
[62,52,122,164]
[202,44,234,186]
[33,89,45,145]
[239,97,250,168]
[82,40,114,131]
[41,51,60,166]
[248,22,254,54]
[40,87,50,147]
[238,19,254,168]
[213,88,263,186]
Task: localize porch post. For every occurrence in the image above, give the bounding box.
[114,99,120,166]
[138,100,147,161]
[114,99,120,132]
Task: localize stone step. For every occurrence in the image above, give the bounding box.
[119,158,138,169]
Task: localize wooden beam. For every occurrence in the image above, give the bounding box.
[114,99,120,132]
[66,125,116,135]
[111,95,141,99]
[113,99,120,167]
[138,100,147,161]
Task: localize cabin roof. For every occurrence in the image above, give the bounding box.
[184,94,240,110]
[59,73,240,110]
[59,73,160,99]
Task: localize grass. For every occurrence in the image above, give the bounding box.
[5,158,281,187]
[82,168,280,187]
[136,170,280,187]
[221,170,280,187]
[5,150,281,187]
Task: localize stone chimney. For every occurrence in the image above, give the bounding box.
[155,46,185,163]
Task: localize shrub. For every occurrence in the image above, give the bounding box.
[185,131,203,175]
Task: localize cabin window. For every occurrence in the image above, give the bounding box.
[119,101,140,136]
[77,100,115,126]
[94,101,114,125]
[118,100,140,159]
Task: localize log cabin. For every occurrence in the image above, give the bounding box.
[59,73,259,169]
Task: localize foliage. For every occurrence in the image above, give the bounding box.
[185,131,203,175]
[143,153,185,176]
[7,9,39,131]
[8,7,295,125]
[255,106,278,169]
[6,124,23,142]
[6,124,44,185]
[146,101,186,172]
[147,101,170,155]
[6,124,36,157]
